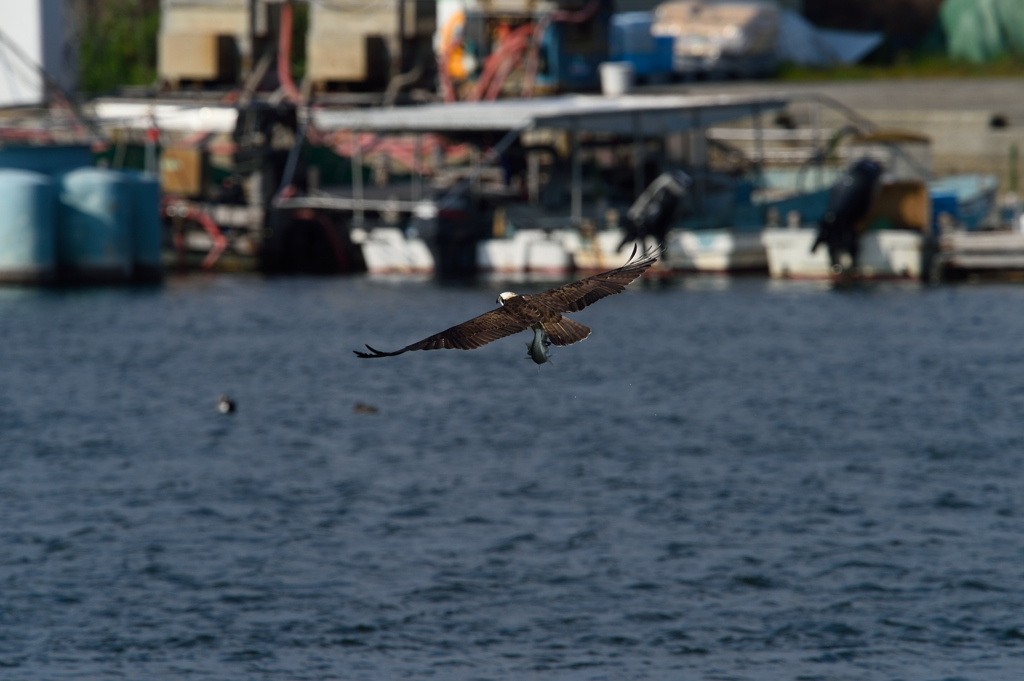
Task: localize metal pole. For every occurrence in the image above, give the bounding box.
[527,151,540,205]
[571,125,582,225]
[633,113,644,199]
[691,109,705,214]
[753,104,764,168]
[813,99,823,189]
[471,145,481,195]
[243,0,256,76]
[413,133,423,201]
[277,116,308,197]
[353,130,364,226]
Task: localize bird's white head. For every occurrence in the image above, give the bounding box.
[496,291,518,306]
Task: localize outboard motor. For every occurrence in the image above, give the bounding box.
[812,159,883,272]
[619,170,692,252]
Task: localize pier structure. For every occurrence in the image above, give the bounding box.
[83,82,1024,282]
[280,92,788,277]
[88,91,793,277]
[303,92,790,211]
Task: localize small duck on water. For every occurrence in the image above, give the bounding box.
[217,395,236,414]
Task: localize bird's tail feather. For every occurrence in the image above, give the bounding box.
[542,318,591,346]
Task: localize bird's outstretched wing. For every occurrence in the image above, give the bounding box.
[355,305,536,358]
[529,244,661,314]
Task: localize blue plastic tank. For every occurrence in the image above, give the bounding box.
[0,169,56,283]
[0,145,94,175]
[56,168,133,283]
[611,13,655,74]
[126,172,163,281]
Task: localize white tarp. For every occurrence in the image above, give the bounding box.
[649,2,880,69]
[653,1,780,59]
[775,9,882,66]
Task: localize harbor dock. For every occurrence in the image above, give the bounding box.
[3,2,1024,283]
[2,83,1014,284]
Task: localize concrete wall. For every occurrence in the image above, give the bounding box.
[615,0,804,12]
[821,108,1024,192]
[672,79,1024,196]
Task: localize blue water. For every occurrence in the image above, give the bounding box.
[2,274,1024,680]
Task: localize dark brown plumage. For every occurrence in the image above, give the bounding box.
[354,245,660,359]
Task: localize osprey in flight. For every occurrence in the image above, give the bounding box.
[354,245,660,364]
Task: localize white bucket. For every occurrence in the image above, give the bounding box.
[599,61,635,96]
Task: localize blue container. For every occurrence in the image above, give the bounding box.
[611,12,655,74]
[0,145,94,175]
[56,168,133,283]
[610,12,673,79]
[0,169,56,283]
[535,4,613,91]
[126,172,163,281]
[654,36,674,75]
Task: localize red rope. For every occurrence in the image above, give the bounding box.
[163,199,228,270]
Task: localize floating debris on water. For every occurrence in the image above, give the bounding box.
[353,402,378,415]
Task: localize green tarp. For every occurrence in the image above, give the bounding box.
[941,0,1024,63]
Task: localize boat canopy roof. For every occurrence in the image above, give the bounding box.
[91,101,240,133]
[90,93,788,137]
[312,93,788,136]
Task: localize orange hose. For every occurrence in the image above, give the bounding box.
[468,23,533,102]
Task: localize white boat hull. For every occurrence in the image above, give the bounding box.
[477,229,573,276]
[356,225,776,278]
[356,227,434,275]
[558,228,645,272]
[761,227,923,279]
[665,229,767,272]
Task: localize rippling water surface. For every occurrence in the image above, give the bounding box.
[2,274,1024,680]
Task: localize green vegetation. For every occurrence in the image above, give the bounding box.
[77,2,308,94]
[778,53,1024,81]
[79,1,160,94]
[290,3,309,83]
